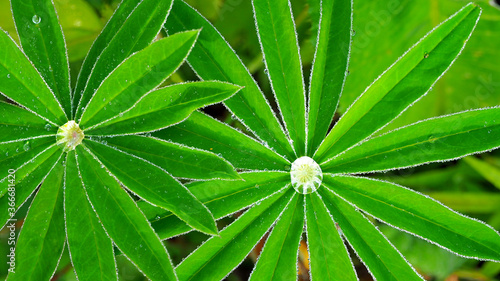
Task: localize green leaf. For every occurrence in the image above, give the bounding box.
[79,30,199,128]
[85,81,240,136]
[176,188,295,281]
[7,156,65,281]
[249,193,304,281]
[427,192,500,214]
[65,151,117,281]
[252,0,306,155]
[307,0,352,155]
[0,101,55,144]
[323,175,500,261]
[165,0,295,160]
[143,171,289,239]
[154,111,289,171]
[0,30,66,125]
[0,146,61,229]
[84,139,218,236]
[319,188,423,281]
[322,107,500,174]
[314,3,481,163]
[305,192,357,281]
[11,0,72,117]
[463,156,500,190]
[100,134,239,180]
[76,146,176,281]
[74,0,173,118]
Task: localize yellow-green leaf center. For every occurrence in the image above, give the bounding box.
[57,121,84,152]
[290,156,322,194]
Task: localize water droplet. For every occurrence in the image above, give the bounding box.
[424,53,429,59]
[352,29,356,36]
[6,74,10,78]
[23,141,31,151]
[44,123,52,131]
[32,15,41,24]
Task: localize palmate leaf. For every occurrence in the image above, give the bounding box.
[11,0,72,117]
[323,175,500,261]
[65,151,117,281]
[314,3,481,163]
[7,156,65,281]
[165,0,295,160]
[84,139,219,235]
[76,146,177,281]
[74,0,174,118]
[0,102,55,143]
[141,171,289,239]
[252,0,307,155]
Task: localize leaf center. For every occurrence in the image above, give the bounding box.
[57,121,84,152]
[290,156,322,194]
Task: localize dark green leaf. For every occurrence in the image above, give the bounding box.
[76,146,176,280]
[324,175,500,260]
[85,81,240,136]
[79,30,199,128]
[7,157,65,281]
[154,111,289,171]
[84,140,218,235]
[65,151,117,281]
[319,188,423,280]
[305,192,357,281]
[307,0,352,155]
[322,107,500,174]
[165,0,295,160]
[11,0,72,117]
[74,0,173,118]
[249,193,304,281]
[253,0,306,155]
[0,30,66,125]
[101,134,239,180]
[176,188,295,281]
[314,3,481,163]
[143,171,289,239]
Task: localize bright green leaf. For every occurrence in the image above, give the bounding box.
[79,30,199,128]
[7,157,65,281]
[85,81,241,136]
[175,188,295,281]
[65,151,117,281]
[307,0,352,155]
[84,140,218,236]
[76,146,177,281]
[463,156,500,190]
[11,0,72,117]
[165,0,295,160]
[322,107,500,174]
[305,192,357,281]
[314,3,481,163]
[427,192,500,214]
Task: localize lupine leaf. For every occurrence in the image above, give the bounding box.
[175,188,295,281]
[74,0,173,118]
[252,0,306,155]
[7,157,65,281]
[101,134,239,180]
[324,175,500,260]
[307,0,352,155]
[65,151,117,281]
[11,0,72,117]
[79,30,199,128]
[0,30,66,125]
[76,146,177,281]
[319,188,423,281]
[314,3,481,163]
[305,192,357,281]
[463,156,500,190]
[0,102,55,143]
[141,171,289,239]
[249,193,304,281]
[84,139,218,235]
[322,107,500,174]
[85,81,241,136]
[165,0,295,160]
[154,111,289,171]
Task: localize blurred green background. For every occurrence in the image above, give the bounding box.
[1,0,499,280]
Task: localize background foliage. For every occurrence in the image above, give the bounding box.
[1,0,499,280]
